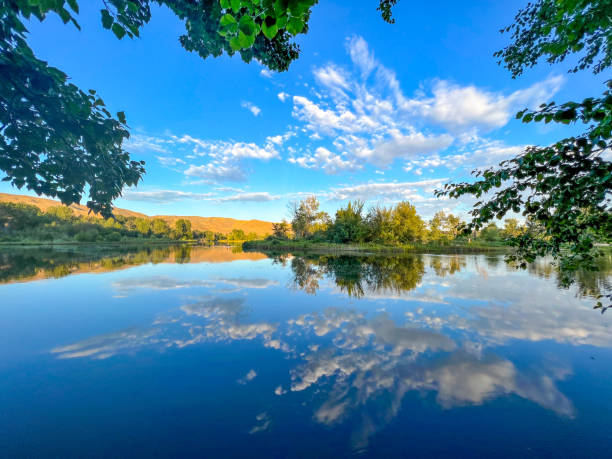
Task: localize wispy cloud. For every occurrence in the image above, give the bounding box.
[217,192,280,203]
[284,35,562,172]
[326,179,447,201]
[185,162,247,183]
[241,101,262,116]
[122,189,216,203]
[289,146,360,174]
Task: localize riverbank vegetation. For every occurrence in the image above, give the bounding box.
[244,196,524,254]
[0,203,265,244]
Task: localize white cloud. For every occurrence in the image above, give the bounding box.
[282,35,563,173]
[290,147,360,174]
[173,135,279,161]
[409,76,563,132]
[241,101,262,116]
[277,91,290,102]
[404,141,526,173]
[174,135,281,184]
[346,35,376,78]
[156,156,185,167]
[352,131,453,166]
[274,385,287,395]
[125,134,172,154]
[260,68,273,78]
[238,369,257,384]
[217,192,280,203]
[314,65,351,92]
[185,163,247,183]
[326,179,447,201]
[121,189,216,203]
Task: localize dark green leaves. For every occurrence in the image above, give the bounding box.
[101,9,113,29]
[495,0,612,77]
[216,0,315,57]
[1,3,145,217]
[438,84,612,291]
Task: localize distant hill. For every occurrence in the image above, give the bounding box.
[0,193,275,236]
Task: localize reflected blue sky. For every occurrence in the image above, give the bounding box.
[1,248,611,456]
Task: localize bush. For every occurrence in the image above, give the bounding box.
[105,232,122,242]
[75,229,99,242]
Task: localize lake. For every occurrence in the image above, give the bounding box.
[1,245,611,457]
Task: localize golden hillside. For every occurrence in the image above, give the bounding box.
[0,192,146,218]
[0,193,275,235]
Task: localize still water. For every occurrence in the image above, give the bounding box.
[1,245,611,457]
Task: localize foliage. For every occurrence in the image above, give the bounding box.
[174,218,193,240]
[503,218,523,238]
[282,196,488,247]
[289,196,330,238]
[365,204,395,244]
[479,223,502,242]
[0,202,179,242]
[377,0,399,24]
[228,228,246,240]
[272,220,290,239]
[288,254,427,298]
[439,0,612,292]
[0,201,273,243]
[45,205,74,220]
[428,211,462,244]
[390,201,427,244]
[494,0,612,77]
[439,83,612,271]
[0,1,145,217]
[151,218,171,237]
[327,200,367,243]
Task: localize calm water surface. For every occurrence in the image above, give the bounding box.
[1,245,611,457]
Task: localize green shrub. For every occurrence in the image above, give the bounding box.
[75,229,99,242]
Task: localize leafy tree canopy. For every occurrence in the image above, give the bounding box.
[495,0,612,77]
[438,0,612,297]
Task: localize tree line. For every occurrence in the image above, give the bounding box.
[269,196,527,245]
[0,203,264,243]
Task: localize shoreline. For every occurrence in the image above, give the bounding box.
[242,240,511,255]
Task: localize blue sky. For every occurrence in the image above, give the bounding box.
[3,1,607,221]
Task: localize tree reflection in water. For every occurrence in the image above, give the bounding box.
[280,252,611,305]
[286,254,463,298]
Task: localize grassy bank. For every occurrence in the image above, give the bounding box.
[242,239,511,255]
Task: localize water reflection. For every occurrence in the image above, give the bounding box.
[283,252,611,306]
[46,251,610,450]
[50,296,578,449]
[3,248,611,454]
[287,254,428,298]
[0,245,266,284]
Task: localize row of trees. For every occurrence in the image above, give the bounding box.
[273,196,526,245]
[0,203,264,243]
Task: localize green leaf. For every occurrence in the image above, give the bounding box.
[286,16,304,35]
[220,13,237,26]
[239,14,257,36]
[238,30,255,48]
[229,35,242,50]
[262,21,278,39]
[230,0,241,13]
[220,0,231,8]
[100,9,113,29]
[117,111,126,124]
[67,0,79,13]
[112,23,126,39]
